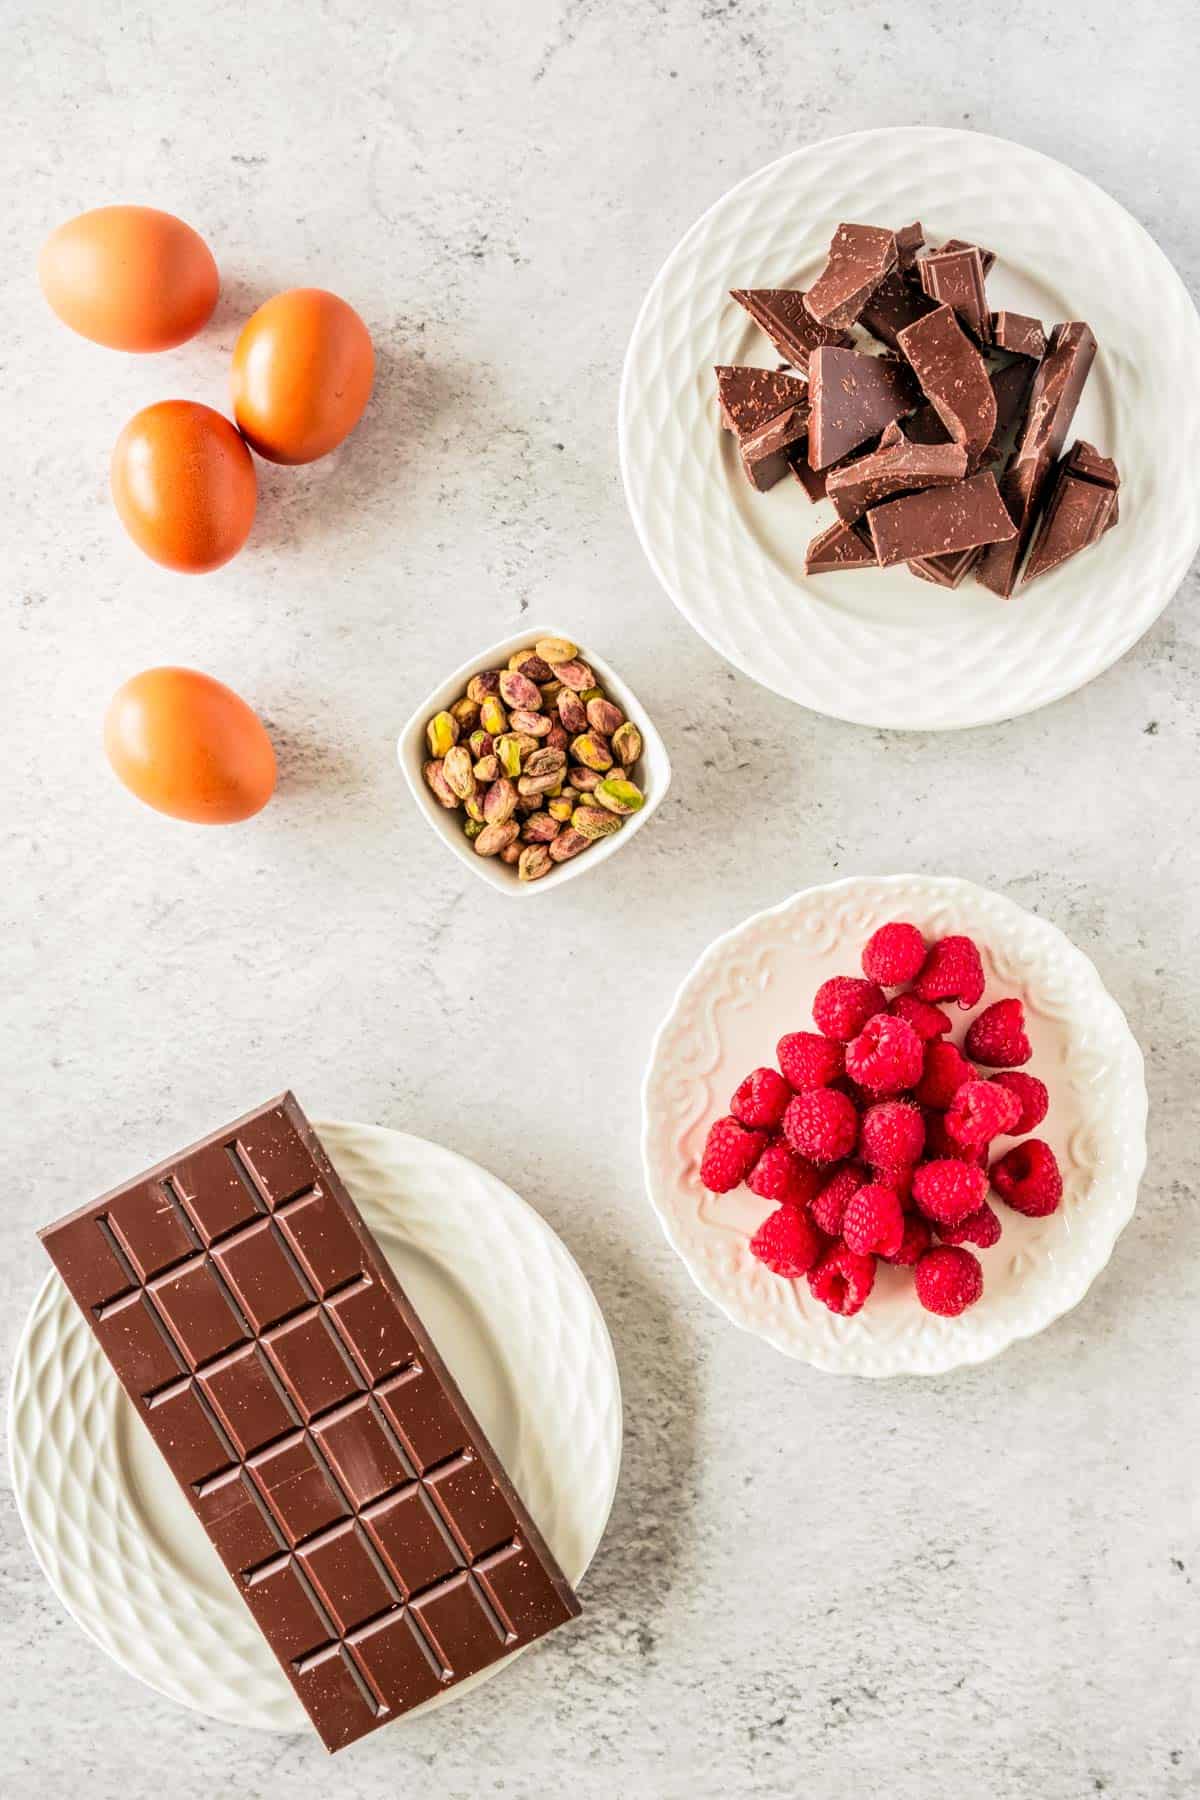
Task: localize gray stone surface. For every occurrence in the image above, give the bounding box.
[2,2,1198,1796]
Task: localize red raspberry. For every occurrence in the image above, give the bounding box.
[923,1109,986,1166]
[861,921,927,987]
[945,1078,1022,1152]
[936,1201,1002,1249]
[913,1040,972,1110]
[990,1139,1063,1216]
[888,992,953,1040]
[844,1013,923,1095]
[859,1100,925,1171]
[914,1245,984,1315]
[746,1139,821,1208]
[912,1158,989,1225]
[877,1163,914,1204]
[886,1211,933,1266]
[700,1116,767,1193]
[807,1243,876,1315]
[965,998,1032,1068]
[842,1182,905,1257]
[730,1066,792,1129]
[810,1162,867,1236]
[812,975,886,1042]
[912,935,985,1009]
[776,1030,844,1092]
[989,1071,1049,1135]
[749,1205,823,1277]
[782,1087,859,1164]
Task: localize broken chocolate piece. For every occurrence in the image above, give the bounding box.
[804,517,877,574]
[825,421,968,522]
[983,358,1039,466]
[918,245,991,343]
[803,224,898,331]
[807,347,920,470]
[938,237,996,276]
[714,365,810,490]
[1020,439,1120,588]
[867,470,1017,567]
[905,402,952,446]
[730,288,850,375]
[976,321,1097,596]
[908,547,982,588]
[991,311,1046,358]
[895,221,925,271]
[860,266,938,350]
[1063,438,1119,490]
[897,304,997,470]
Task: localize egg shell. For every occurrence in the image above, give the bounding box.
[111,400,257,572]
[231,287,374,464]
[104,668,277,824]
[38,205,219,352]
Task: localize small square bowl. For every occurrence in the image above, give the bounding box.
[398,625,672,896]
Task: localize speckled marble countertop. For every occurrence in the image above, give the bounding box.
[2,3,1198,1796]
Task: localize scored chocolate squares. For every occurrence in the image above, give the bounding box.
[1021,438,1120,588]
[730,288,850,374]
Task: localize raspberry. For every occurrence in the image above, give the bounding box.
[810,1162,867,1236]
[812,975,886,1042]
[776,1030,844,1092]
[945,1078,1022,1152]
[888,992,953,1040]
[842,1182,905,1257]
[912,1158,989,1225]
[936,1201,1002,1249]
[989,1071,1049,1135]
[746,1139,821,1208]
[861,921,927,987]
[782,1087,859,1163]
[859,1100,925,1170]
[923,1109,986,1166]
[990,1139,1063,1216]
[887,1211,933,1266]
[876,1164,914,1204]
[730,1066,792,1129]
[844,1013,923,1095]
[913,935,985,1009]
[749,1205,823,1278]
[965,998,1032,1068]
[807,1243,876,1315]
[700,1116,767,1193]
[913,1040,972,1110]
[914,1246,984,1316]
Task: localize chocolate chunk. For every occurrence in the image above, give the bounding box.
[918,246,991,342]
[895,221,925,271]
[908,547,982,588]
[983,358,1039,466]
[803,224,898,331]
[897,304,997,470]
[730,288,850,374]
[860,266,939,350]
[714,365,810,490]
[807,347,920,469]
[1063,438,1119,490]
[991,311,1046,358]
[976,321,1097,596]
[804,517,877,574]
[904,402,952,446]
[938,237,996,275]
[867,470,1017,567]
[825,420,968,522]
[1021,439,1120,588]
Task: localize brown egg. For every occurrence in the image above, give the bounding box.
[104,667,276,823]
[38,205,219,352]
[231,287,374,464]
[111,401,257,572]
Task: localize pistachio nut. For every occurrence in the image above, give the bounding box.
[548,796,574,821]
[466,670,501,703]
[557,689,587,733]
[521,811,560,843]
[500,839,523,864]
[468,728,493,761]
[518,843,554,882]
[495,734,523,778]
[473,754,500,783]
[594,776,644,816]
[572,805,622,841]
[611,721,642,767]
[450,695,481,734]
[509,649,554,683]
[479,695,508,736]
[586,696,624,736]
[464,792,487,823]
[539,680,563,707]
[482,777,518,825]
[535,636,578,665]
[463,818,484,840]
[516,792,544,814]
[570,732,614,773]
[545,724,569,753]
[519,770,563,798]
[426,710,459,757]
[551,658,595,693]
[525,746,566,779]
[568,764,603,791]
[509,709,552,737]
[442,745,476,800]
[580,686,604,704]
[474,819,520,857]
[498,669,542,711]
[549,827,590,861]
[422,759,459,809]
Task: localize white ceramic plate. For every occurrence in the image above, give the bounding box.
[619,127,1200,730]
[9,1120,622,1733]
[641,875,1147,1376]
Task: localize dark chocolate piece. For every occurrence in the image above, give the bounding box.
[714,365,810,491]
[908,547,982,588]
[976,321,1097,596]
[730,288,850,375]
[938,237,996,275]
[918,245,991,342]
[1063,438,1120,490]
[867,470,1017,567]
[895,221,925,271]
[985,358,1038,464]
[990,311,1046,358]
[904,402,952,445]
[787,441,830,502]
[803,224,898,331]
[859,266,938,350]
[38,1096,579,1753]
[807,347,920,469]
[804,517,877,574]
[1021,439,1120,588]
[825,420,968,522]
[897,304,997,469]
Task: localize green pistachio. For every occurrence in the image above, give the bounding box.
[426,711,459,757]
[480,695,508,737]
[594,777,644,816]
[570,732,614,773]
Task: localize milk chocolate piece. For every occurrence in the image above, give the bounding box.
[918,245,991,342]
[991,311,1046,358]
[1021,439,1120,588]
[860,266,938,350]
[803,224,898,331]
[807,347,920,469]
[731,288,850,374]
[1063,438,1119,491]
[715,365,810,490]
[38,1096,580,1752]
[939,237,996,275]
[897,304,997,470]
[867,470,1017,567]
[908,547,981,588]
[976,321,1097,596]
[895,221,925,271]
[825,421,968,522]
[804,517,877,574]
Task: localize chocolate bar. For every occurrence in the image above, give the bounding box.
[804,517,876,574]
[825,421,967,522]
[803,223,897,331]
[38,1095,579,1752]
[938,236,996,275]
[991,311,1046,358]
[1021,438,1120,588]
[730,288,850,375]
[715,365,810,491]
[807,347,920,469]
[917,245,991,343]
[897,304,997,469]
[866,470,1017,568]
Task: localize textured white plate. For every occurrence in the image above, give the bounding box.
[642,876,1147,1376]
[9,1120,622,1733]
[619,127,1200,730]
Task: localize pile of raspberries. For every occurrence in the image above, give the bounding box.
[699,921,1062,1318]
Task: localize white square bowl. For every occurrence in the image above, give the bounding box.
[398,625,672,896]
